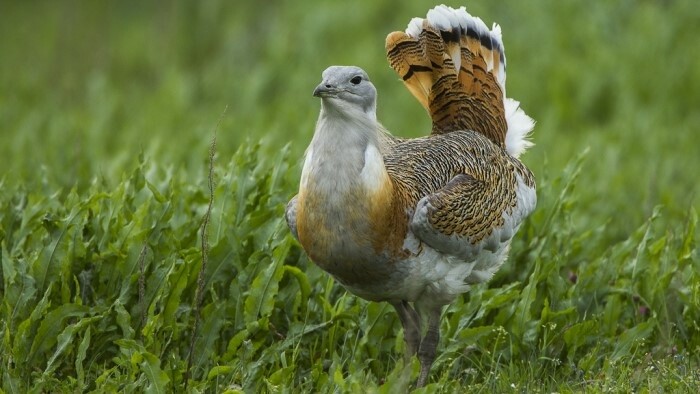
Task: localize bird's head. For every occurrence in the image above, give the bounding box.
[313,66,377,118]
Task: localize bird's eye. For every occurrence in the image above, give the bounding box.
[350,76,362,85]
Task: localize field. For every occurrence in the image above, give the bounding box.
[1,0,699,392]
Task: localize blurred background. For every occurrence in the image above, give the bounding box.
[2,0,699,234]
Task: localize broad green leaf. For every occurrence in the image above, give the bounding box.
[223,328,250,360]
[29,303,90,364]
[204,237,237,288]
[455,325,496,343]
[141,352,170,394]
[628,207,660,280]
[43,315,102,375]
[512,241,546,342]
[243,246,286,327]
[563,320,598,357]
[161,258,189,327]
[193,300,228,373]
[114,300,135,340]
[12,283,51,364]
[35,202,84,293]
[679,207,697,261]
[2,242,17,285]
[378,358,413,394]
[267,365,294,386]
[610,319,656,361]
[207,365,234,381]
[75,326,91,389]
[283,264,311,310]
[146,181,167,203]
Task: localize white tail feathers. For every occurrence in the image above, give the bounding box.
[407,5,507,92]
[504,98,535,158]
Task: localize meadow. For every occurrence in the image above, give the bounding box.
[1,0,699,392]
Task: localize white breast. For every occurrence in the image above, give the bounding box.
[360,144,387,192]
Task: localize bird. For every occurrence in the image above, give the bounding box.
[286,4,536,388]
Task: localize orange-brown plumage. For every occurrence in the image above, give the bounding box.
[286,5,536,387]
[386,12,508,145]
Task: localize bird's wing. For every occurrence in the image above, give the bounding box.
[410,168,535,261]
[384,132,535,260]
[285,195,299,241]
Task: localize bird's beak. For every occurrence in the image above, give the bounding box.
[313,82,337,98]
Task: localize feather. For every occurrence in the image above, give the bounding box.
[386,5,533,155]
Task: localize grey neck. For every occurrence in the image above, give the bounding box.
[307,99,380,180]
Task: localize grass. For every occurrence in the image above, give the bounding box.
[1,0,699,392]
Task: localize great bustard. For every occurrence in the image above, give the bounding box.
[286,4,536,387]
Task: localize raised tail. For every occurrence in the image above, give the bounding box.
[386,5,533,157]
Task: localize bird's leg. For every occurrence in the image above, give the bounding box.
[416,306,441,387]
[391,301,422,359]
